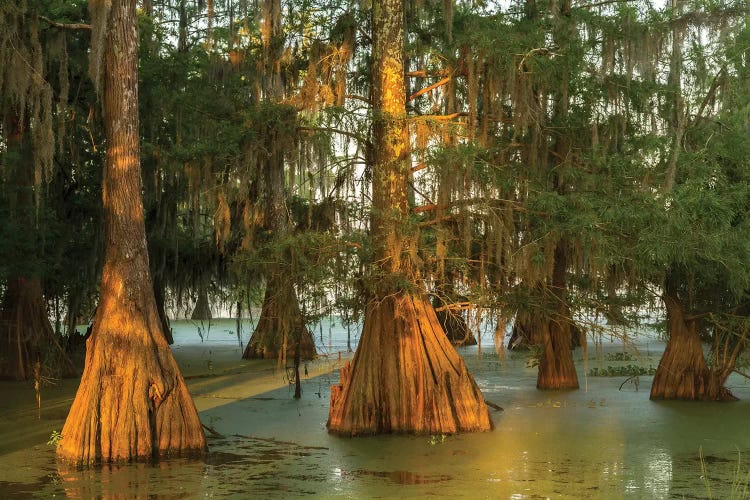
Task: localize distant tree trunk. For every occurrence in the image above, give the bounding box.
[247,0,315,363]
[650,285,736,401]
[242,273,316,360]
[507,308,545,350]
[536,242,579,389]
[190,282,212,321]
[535,0,578,390]
[433,277,477,347]
[0,278,76,380]
[327,0,491,435]
[0,113,75,380]
[436,307,477,346]
[57,0,206,464]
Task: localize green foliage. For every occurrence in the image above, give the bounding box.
[588,365,656,377]
[47,430,62,447]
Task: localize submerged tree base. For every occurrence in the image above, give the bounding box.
[328,293,492,436]
[650,293,738,402]
[537,318,579,390]
[242,277,316,361]
[57,305,207,464]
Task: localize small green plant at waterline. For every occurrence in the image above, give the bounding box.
[47,430,62,447]
[428,434,447,445]
[587,365,656,377]
[604,352,634,362]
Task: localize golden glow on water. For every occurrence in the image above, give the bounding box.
[1,319,749,498]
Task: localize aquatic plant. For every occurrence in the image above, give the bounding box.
[587,365,656,377]
[47,431,62,447]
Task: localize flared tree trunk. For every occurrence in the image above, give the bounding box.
[57,0,206,464]
[536,242,579,389]
[243,0,313,362]
[534,0,578,391]
[328,0,491,435]
[242,274,316,361]
[650,289,736,401]
[329,294,491,434]
[190,283,212,321]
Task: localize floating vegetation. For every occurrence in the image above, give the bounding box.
[604,352,634,362]
[587,365,656,377]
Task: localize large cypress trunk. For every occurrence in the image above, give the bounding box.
[57,0,206,464]
[327,0,491,435]
[329,294,491,434]
[242,273,316,361]
[650,289,736,401]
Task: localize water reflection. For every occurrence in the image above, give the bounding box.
[2,321,749,498]
[55,460,200,499]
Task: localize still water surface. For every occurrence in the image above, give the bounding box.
[1,318,748,498]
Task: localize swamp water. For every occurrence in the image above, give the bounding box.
[0,318,749,498]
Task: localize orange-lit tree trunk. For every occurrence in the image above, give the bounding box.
[650,284,736,401]
[327,0,491,435]
[57,0,206,464]
[244,0,315,362]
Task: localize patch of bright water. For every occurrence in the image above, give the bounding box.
[2,318,749,498]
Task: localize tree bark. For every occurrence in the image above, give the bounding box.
[507,309,546,350]
[650,288,736,401]
[328,294,491,435]
[57,0,206,464]
[536,242,579,389]
[328,0,491,435]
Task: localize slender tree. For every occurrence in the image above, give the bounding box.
[242,0,316,362]
[57,0,206,464]
[328,0,491,435]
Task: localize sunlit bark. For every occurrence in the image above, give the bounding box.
[57,0,206,464]
[327,0,491,435]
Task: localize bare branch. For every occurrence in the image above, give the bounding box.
[40,15,91,30]
[408,76,452,102]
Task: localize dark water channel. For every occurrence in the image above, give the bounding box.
[1,318,749,498]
